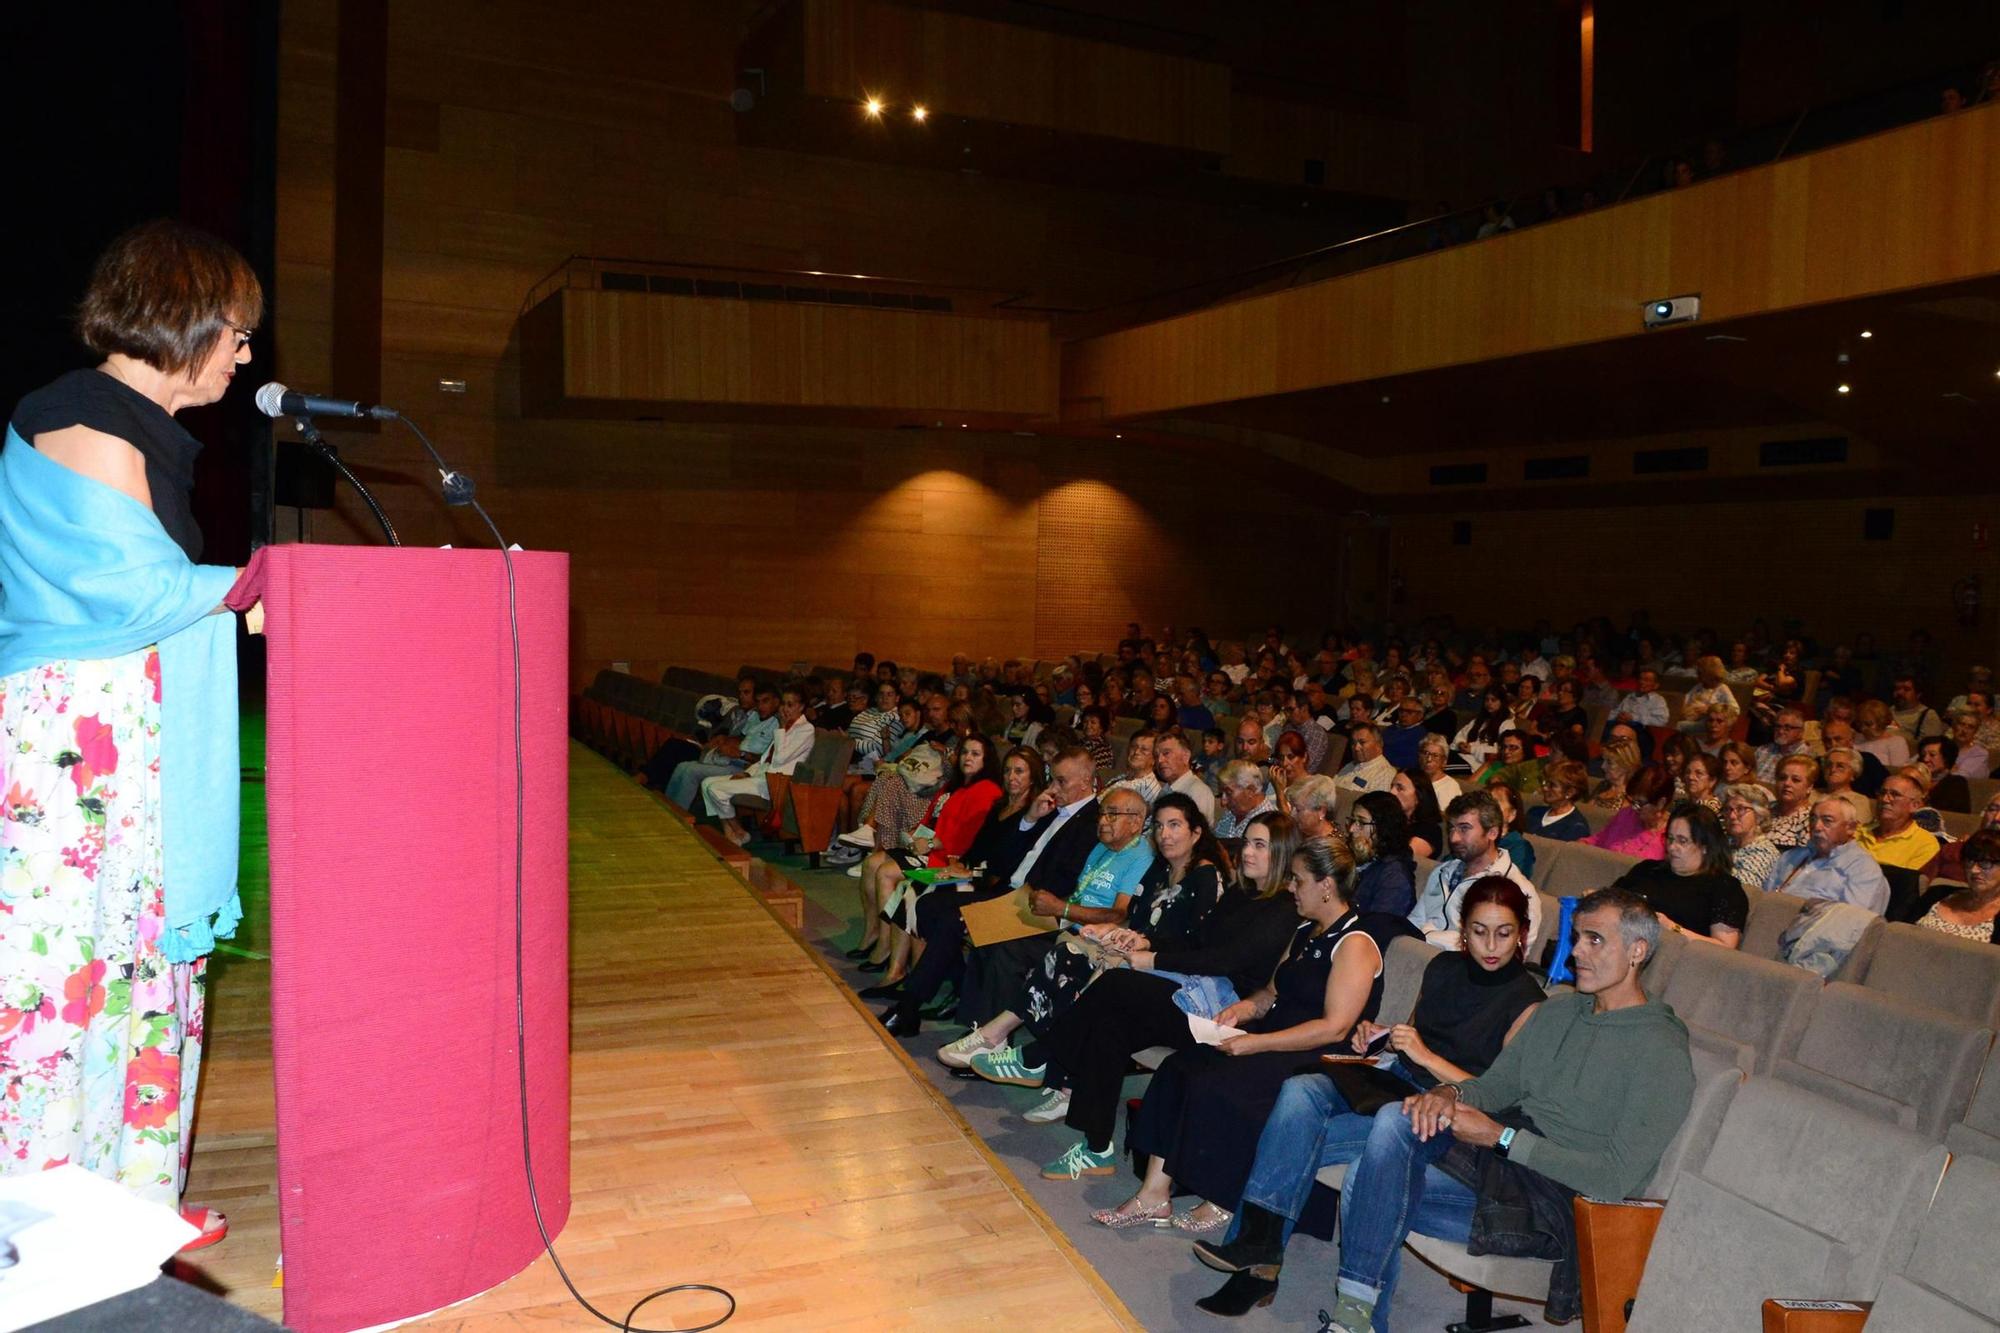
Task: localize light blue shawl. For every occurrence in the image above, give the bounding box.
[0,426,242,962]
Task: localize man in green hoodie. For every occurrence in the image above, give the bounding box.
[1324,887,1694,1333]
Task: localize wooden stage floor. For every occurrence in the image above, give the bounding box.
[181,743,1135,1330]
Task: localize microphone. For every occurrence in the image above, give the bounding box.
[255,381,399,421]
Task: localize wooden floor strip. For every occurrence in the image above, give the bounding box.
[181,743,1136,1330]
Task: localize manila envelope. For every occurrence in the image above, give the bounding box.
[961,888,1060,948]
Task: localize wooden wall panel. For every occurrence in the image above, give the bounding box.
[551,290,1054,416]
[1065,105,2000,421]
[1390,493,2000,684]
[801,0,1232,154]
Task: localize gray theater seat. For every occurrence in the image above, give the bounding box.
[1659,942,1821,1075]
[1859,922,2000,1029]
[1771,982,1993,1139]
[1945,1042,2000,1165]
[1866,1155,2000,1331]
[1625,1078,1947,1331]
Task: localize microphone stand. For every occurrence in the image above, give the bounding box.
[286,413,401,546]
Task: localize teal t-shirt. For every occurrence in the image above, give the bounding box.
[1070,838,1156,909]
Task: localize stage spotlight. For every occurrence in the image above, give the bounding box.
[1641,294,1700,328]
[912,104,928,122]
[863,97,885,119]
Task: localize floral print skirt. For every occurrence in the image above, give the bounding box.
[0,648,206,1207]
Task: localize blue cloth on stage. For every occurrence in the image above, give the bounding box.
[0,426,242,962]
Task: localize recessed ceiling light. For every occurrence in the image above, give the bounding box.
[1859,330,1872,339]
[1114,433,1123,439]
[911,104,928,122]
[1380,395,1391,404]
[1836,383,1851,395]
[863,97,885,118]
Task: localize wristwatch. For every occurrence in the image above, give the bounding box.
[1495,1126,1518,1158]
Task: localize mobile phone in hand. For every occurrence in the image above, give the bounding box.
[1363,1027,1393,1055]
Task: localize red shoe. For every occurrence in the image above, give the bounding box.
[178,1205,229,1253]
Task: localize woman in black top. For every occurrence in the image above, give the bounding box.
[1613,803,1747,947]
[1191,877,1544,1313]
[1345,790,1417,918]
[1085,836,1414,1229]
[934,792,1227,1068]
[978,815,1306,1179]
[1390,767,1444,859]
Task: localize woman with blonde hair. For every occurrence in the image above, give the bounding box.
[1678,655,1740,734]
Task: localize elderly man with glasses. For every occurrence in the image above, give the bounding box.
[1754,709,1811,782]
[1859,773,1942,871]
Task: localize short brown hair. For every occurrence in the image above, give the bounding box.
[77,220,264,378]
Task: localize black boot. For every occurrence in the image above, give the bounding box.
[1192,1202,1287,1274]
[1193,1267,1279,1317]
[879,1003,920,1037]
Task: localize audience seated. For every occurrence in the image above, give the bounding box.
[1389,768,1445,859]
[880,747,1100,1033]
[1613,667,1670,729]
[1345,790,1420,918]
[1319,889,1693,1332]
[1856,698,1915,770]
[1087,835,1404,1228]
[852,736,1002,986]
[1924,791,2000,881]
[1861,770,1943,871]
[1410,791,1540,950]
[1214,760,1277,838]
[1951,708,1992,779]
[1754,707,1810,782]
[1105,728,1162,804]
[1912,829,2000,942]
[1917,735,1972,812]
[1612,803,1747,947]
[938,792,1224,1079]
[1282,773,1340,843]
[1155,730,1218,823]
[1762,795,1891,977]
[1584,761,1675,859]
[1483,779,1538,880]
[658,678,776,809]
[1193,878,1544,1315]
[1523,758,1591,841]
[941,784,1155,1045]
[979,816,1305,1178]
[701,683,814,846]
[1768,753,1819,848]
[1678,655,1739,734]
[1453,685,1515,769]
[1721,782,1781,891]
[1334,722,1395,794]
[1414,732,1463,809]
[1682,750,1725,813]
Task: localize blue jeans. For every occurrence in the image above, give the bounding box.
[665,757,743,811]
[1335,1103,1479,1329]
[1238,1069,1396,1239]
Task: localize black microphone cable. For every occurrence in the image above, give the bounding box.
[398,415,736,1333]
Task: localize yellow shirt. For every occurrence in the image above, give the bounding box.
[1859,821,1941,871]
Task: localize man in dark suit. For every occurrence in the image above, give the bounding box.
[879,748,1103,1036]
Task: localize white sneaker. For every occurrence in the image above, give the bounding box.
[936,1027,1001,1069]
[837,826,876,848]
[1023,1088,1072,1124]
[845,863,864,878]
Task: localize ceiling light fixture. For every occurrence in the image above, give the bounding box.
[863,97,885,118]
[1837,383,1851,395]
[1859,330,1872,339]
[911,104,928,122]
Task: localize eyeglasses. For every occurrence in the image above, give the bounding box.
[224,321,253,351]
[1100,810,1144,822]
[1347,817,1376,830]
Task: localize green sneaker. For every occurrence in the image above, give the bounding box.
[968,1045,1046,1087]
[1321,1291,1377,1333]
[1040,1140,1116,1180]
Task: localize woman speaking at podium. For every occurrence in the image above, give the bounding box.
[0,221,262,1250]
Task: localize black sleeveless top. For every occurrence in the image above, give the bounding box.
[1254,911,1384,1033]
[10,369,206,559]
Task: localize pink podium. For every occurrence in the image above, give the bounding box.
[256,545,571,1332]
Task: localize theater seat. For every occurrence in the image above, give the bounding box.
[1859,923,2000,1028]
[1742,888,1810,960]
[1659,942,1821,1075]
[1624,1078,1947,1331]
[1771,982,1992,1139]
[1944,1042,2000,1166]
[1865,1155,2000,1331]
[1535,842,1639,901]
